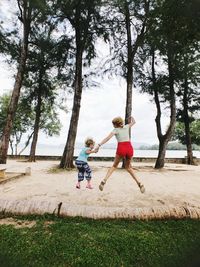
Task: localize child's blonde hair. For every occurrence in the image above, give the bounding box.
[85,138,95,147]
[112,117,124,128]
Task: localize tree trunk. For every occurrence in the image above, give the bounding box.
[18,131,34,155]
[152,46,176,169]
[122,2,149,167]
[155,40,176,169]
[184,118,194,165]
[183,63,194,165]
[155,137,168,169]
[151,48,165,169]
[121,2,134,168]
[124,1,148,124]
[0,1,31,164]
[15,143,18,156]
[60,28,83,169]
[29,88,42,162]
[14,132,22,156]
[9,139,14,155]
[124,2,133,124]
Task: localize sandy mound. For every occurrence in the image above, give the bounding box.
[0,160,199,219]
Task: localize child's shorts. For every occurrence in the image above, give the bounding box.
[116,141,134,158]
[75,160,92,181]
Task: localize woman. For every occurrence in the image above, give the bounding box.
[97,116,145,193]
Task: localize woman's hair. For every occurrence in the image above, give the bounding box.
[85,138,95,147]
[112,117,124,128]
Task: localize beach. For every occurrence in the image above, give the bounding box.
[0,159,200,212]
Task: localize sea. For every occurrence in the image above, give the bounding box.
[12,145,200,159]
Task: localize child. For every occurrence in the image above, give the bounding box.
[97,116,145,193]
[75,138,98,189]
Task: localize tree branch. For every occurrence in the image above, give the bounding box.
[17,0,23,22]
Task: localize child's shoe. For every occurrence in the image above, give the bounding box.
[86,184,93,189]
[76,183,80,189]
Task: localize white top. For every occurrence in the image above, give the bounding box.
[112,124,130,142]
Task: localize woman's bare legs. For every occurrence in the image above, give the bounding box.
[99,155,121,191]
[125,157,145,193]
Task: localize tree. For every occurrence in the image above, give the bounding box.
[170,0,200,164]
[176,53,200,164]
[97,0,149,167]
[23,20,66,162]
[173,120,200,147]
[123,0,150,124]
[0,92,61,156]
[152,45,177,169]
[103,0,150,123]
[136,0,200,168]
[0,0,47,164]
[57,0,104,168]
[0,93,34,155]
[136,0,177,168]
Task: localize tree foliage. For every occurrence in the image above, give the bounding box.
[173,121,200,146]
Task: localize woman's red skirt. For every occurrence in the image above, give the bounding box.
[116,141,134,157]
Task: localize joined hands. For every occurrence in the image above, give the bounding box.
[94,146,100,153]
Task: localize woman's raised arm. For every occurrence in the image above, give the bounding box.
[128,116,136,127]
[97,132,115,147]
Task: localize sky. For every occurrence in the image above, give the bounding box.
[0,58,168,146]
[0,0,169,147]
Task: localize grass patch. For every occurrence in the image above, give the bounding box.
[47,166,75,173]
[0,215,199,267]
[47,165,64,173]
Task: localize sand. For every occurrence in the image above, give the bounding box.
[0,159,199,211]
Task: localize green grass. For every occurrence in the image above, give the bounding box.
[0,215,200,267]
[47,166,75,173]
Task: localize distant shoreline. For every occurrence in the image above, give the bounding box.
[7,154,200,164]
[8,148,200,159]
